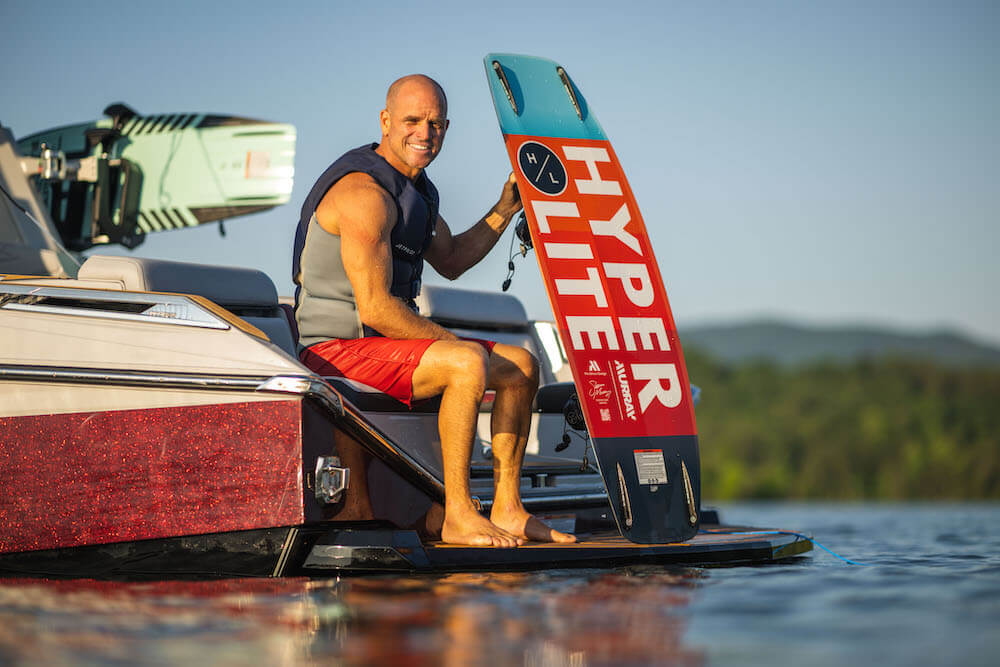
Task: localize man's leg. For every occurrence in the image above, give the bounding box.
[327,428,375,521]
[411,340,522,547]
[484,344,577,543]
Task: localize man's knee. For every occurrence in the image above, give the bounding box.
[454,341,491,383]
[439,341,491,387]
[490,344,540,390]
[413,340,491,399]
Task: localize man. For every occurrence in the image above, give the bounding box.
[293,74,575,547]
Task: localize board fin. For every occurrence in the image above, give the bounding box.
[681,460,697,526]
[555,67,583,120]
[616,463,633,529]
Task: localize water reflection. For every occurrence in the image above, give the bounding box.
[0,568,703,666]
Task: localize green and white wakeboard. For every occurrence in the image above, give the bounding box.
[17,104,295,249]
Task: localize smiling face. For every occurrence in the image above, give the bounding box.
[376,75,450,180]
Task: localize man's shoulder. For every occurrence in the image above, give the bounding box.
[328,171,393,206]
[319,172,396,231]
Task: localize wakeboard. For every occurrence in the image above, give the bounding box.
[17,104,295,249]
[484,54,700,543]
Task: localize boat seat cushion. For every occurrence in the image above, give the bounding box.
[415,284,528,329]
[533,381,577,413]
[79,255,278,308]
[242,316,297,357]
[78,255,299,356]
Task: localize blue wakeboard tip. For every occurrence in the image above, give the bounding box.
[483,53,605,141]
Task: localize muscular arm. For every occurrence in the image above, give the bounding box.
[424,173,522,280]
[316,173,457,340]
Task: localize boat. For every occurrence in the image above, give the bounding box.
[0,107,812,578]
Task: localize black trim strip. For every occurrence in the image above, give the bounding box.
[158,114,178,132]
[121,117,140,135]
[148,208,173,229]
[231,130,288,137]
[164,208,185,228]
[165,114,187,131]
[197,114,266,128]
[147,115,166,134]
[132,116,153,135]
[189,204,275,224]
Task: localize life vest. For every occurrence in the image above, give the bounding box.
[292,144,439,342]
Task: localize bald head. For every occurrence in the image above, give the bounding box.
[376,74,450,178]
[386,74,448,117]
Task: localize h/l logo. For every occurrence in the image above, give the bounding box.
[517,141,567,195]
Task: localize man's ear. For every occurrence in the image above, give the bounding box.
[379,108,390,135]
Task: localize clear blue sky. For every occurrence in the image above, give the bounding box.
[3,0,997,344]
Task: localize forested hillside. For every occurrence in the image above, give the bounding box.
[680,321,1000,367]
[685,347,1000,500]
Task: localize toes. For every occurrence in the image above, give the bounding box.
[491,534,517,548]
[518,516,576,543]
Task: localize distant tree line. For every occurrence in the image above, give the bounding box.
[684,348,1000,500]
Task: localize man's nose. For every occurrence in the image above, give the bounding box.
[415,122,433,139]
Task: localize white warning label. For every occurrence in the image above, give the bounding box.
[633,449,668,486]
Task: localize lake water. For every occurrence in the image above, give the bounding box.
[1,503,997,666]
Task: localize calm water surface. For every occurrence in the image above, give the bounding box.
[1,503,997,666]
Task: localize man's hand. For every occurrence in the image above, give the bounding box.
[494,172,522,221]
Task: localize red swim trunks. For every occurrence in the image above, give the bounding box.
[300,337,495,407]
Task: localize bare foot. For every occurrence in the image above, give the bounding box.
[491,507,578,543]
[441,507,523,547]
[411,502,445,541]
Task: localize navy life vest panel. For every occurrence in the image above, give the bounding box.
[292,144,439,341]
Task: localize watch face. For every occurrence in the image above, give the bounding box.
[517,141,567,196]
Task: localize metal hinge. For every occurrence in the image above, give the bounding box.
[315,456,350,505]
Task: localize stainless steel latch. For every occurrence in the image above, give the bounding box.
[315,456,350,505]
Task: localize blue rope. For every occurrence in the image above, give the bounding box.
[700,528,871,566]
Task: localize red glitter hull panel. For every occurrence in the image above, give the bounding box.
[0,399,306,554]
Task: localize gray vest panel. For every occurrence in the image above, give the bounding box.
[296,214,363,345]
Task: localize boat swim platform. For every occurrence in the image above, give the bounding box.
[0,524,812,579]
[300,525,814,572]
